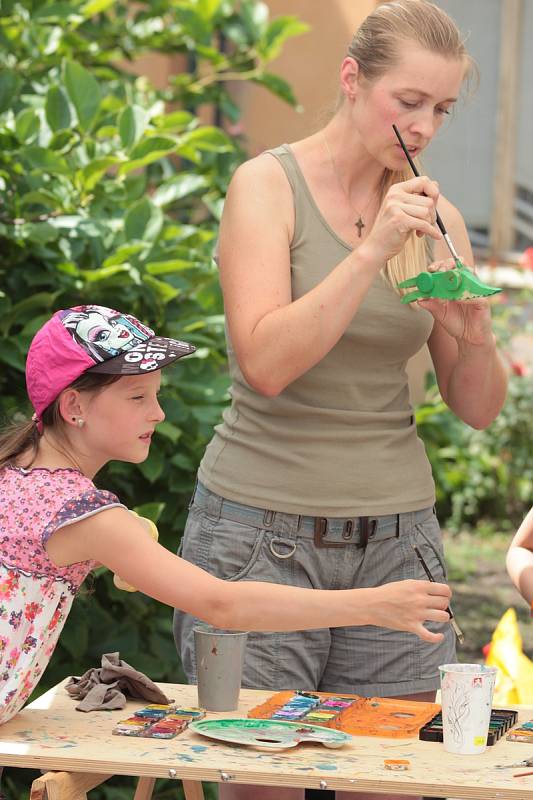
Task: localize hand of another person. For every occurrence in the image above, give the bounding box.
[418,258,494,347]
[361,176,442,265]
[369,579,452,643]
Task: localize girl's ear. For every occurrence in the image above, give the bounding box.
[340,56,360,101]
[58,389,83,427]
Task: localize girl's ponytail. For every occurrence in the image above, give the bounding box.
[0,418,40,470]
[0,371,121,471]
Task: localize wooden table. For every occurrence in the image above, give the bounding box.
[1,680,533,799]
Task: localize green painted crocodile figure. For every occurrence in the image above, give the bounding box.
[398,261,502,304]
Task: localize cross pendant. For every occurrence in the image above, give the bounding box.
[355,216,365,237]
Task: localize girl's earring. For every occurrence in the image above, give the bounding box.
[77,418,85,428]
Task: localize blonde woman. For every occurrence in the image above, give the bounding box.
[174,3,507,798]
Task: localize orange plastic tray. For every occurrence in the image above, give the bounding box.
[248,691,440,738]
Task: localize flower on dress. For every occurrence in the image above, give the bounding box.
[8,610,22,630]
[24,602,42,622]
[0,571,20,600]
[21,636,37,654]
[48,607,62,631]
[6,648,20,669]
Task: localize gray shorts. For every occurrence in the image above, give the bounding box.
[173,482,456,697]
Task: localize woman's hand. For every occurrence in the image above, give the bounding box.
[361,176,442,265]
[368,579,452,643]
[418,258,494,348]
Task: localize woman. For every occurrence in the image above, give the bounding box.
[174,2,507,798]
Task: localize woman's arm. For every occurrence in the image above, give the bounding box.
[426,198,507,429]
[221,155,441,396]
[506,508,533,608]
[45,507,452,643]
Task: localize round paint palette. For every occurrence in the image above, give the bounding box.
[189,718,352,749]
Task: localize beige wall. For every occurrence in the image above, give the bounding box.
[232,0,376,155]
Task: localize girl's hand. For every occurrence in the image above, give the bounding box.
[418,258,494,347]
[369,579,452,643]
[361,176,442,265]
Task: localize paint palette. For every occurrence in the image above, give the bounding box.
[419,708,518,746]
[189,718,352,750]
[506,718,533,742]
[248,691,440,738]
[113,704,205,739]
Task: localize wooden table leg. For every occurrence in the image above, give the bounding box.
[182,780,205,800]
[29,771,203,800]
[133,777,156,800]
[30,771,112,800]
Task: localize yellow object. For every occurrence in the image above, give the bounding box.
[485,608,533,704]
[113,511,159,592]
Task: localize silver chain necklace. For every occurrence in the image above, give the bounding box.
[322,132,375,238]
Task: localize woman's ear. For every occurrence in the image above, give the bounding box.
[340,56,360,101]
[58,389,84,427]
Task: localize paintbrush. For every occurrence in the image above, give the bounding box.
[392,123,461,264]
[413,545,465,644]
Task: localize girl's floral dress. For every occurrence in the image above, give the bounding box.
[0,466,123,724]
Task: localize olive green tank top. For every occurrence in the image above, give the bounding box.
[198,144,435,516]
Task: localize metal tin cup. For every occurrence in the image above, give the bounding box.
[439,663,498,755]
[193,625,248,711]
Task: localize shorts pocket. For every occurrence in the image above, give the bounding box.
[184,508,266,582]
[413,511,447,582]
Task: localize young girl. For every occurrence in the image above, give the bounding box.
[0,303,451,726]
[507,508,533,615]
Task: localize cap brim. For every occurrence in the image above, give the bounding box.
[87,336,196,375]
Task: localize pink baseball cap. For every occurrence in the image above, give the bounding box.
[26,305,196,426]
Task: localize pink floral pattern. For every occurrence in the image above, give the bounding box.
[0,466,123,723]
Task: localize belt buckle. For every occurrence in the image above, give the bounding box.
[314,517,352,548]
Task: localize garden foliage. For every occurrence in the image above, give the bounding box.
[416,299,533,532]
[0,0,307,687]
[0,1,308,796]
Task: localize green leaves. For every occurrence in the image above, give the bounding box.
[258,16,310,61]
[45,85,72,131]
[63,60,101,131]
[124,197,163,242]
[118,105,149,150]
[118,136,178,175]
[0,69,20,114]
[0,9,308,800]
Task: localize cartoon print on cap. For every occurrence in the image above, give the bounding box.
[59,306,154,363]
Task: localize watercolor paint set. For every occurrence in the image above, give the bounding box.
[249,690,440,738]
[419,708,518,746]
[506,719,533,742]
[113,704,205,739]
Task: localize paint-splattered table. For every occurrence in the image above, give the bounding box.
[1,680,533,799]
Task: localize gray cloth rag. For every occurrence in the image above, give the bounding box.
[65,652,171,712]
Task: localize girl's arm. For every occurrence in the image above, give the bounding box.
[46,507,452,643]
[426,197,507,429]
[221,155,441,397]
[506,508,533,608]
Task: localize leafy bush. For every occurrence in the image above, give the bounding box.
[416,297,533,532]
[0,1,307,796]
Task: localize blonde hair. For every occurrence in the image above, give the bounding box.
[347,0,475,287]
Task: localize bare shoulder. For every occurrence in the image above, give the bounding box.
[227,151,292,204]
[222,151,294,243]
